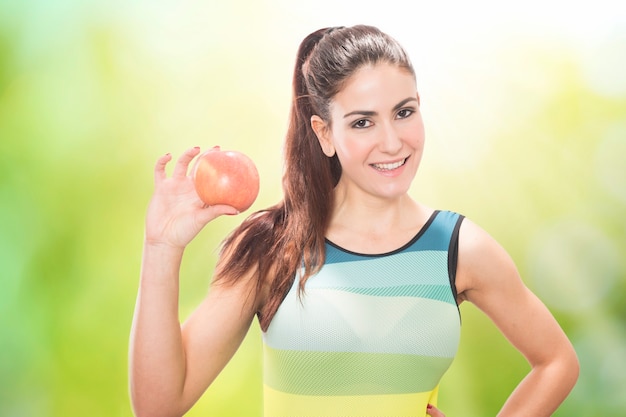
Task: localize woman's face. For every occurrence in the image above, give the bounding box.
[314,63,425,201]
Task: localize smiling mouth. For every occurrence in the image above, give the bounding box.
[371,157,408,171]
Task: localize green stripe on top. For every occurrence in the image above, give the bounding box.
[264,346,455,396]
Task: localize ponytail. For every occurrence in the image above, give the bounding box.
[216,27,340,331]
[216,25,410,331]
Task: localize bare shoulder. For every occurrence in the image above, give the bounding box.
[455,217,521,304]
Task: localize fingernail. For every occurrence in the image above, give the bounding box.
[427,404,433,409]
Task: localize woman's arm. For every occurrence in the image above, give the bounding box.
[456,219,579,417]
[129,148,259,417]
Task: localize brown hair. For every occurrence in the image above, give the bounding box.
[216,25,415,331]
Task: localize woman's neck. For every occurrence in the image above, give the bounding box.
[326,185,432,254]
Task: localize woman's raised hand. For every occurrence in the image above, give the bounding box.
[144,147,239,249]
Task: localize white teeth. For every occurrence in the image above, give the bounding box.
[372,158,407,171]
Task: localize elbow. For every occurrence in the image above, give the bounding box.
[130,388,184,417]
[131,401,181,417]
[130,398,163,417]
[128,369,188,417]
[530,342,580,395]
[565,345,580,390]
[559,339,580,390]
[543,342,580,395]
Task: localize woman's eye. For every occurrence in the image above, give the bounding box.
[352,119,371,129]
[397,108,414,119]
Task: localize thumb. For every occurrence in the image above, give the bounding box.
[426,403,446,417]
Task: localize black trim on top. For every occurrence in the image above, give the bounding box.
[448,214,465,307]
[324,210,441,258]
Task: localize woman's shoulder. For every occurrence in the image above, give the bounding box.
[453,214,518,298]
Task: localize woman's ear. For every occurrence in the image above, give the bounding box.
[311,115,336,157]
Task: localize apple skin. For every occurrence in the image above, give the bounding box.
[192,147,260,212]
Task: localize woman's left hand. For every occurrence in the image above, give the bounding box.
[426,403,445,417]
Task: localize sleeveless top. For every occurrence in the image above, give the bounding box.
[262,210,464,417]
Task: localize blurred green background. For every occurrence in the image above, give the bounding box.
[1,1,625,416]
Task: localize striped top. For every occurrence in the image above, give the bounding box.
[262,210,464,417]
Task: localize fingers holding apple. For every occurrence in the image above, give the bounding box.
[192,146,260,213]
[146,147,241,249]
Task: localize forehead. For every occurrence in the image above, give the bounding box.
[331,63,417,112]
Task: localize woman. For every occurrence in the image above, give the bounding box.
[129,25,579,417]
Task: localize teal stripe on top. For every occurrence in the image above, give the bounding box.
[324,210,460,263]
[305,250,454,303]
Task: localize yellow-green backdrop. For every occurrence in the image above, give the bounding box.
[1,1,625,416]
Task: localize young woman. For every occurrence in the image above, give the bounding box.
[129,25,579,417]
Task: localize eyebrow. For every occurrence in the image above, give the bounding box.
[343,97,419,119]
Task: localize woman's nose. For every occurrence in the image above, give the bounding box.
[379,123,403,154]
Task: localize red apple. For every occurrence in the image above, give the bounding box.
[192,147,260,212]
